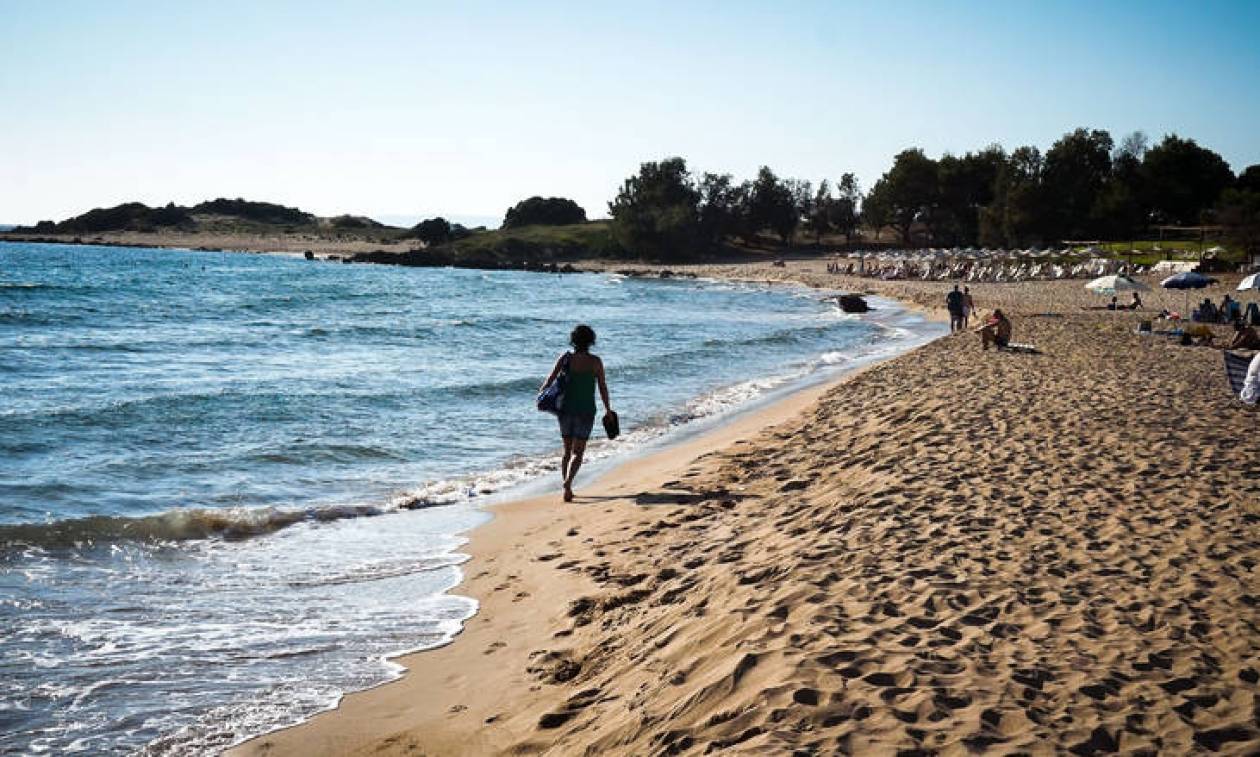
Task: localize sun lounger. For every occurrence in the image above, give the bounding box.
[1224,351,1258,404]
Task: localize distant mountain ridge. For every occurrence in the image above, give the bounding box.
[10,199,400,235]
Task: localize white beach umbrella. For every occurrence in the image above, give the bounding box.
[1238,273,1260,292]
[1086,274,1149,295]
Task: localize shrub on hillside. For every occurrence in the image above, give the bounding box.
[502,196,587,228]
[191,198,313,226]
[413,217,452,245]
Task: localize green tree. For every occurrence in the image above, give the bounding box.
[747,167,799,244]
[934,146,1004,246]
[785,178,813,243]
[1095,130,1148,241]
[608,157,701,259]
[834,173,861,242]
[1237,165,1260,194]
[502,196,587,228]
[1217,189,1260,262]
[867,149,938,244]
[980,146,1045,247]
[861,183,891,241]
[1042,128,1114,240]
[805,180,835,242]
[696,172,746,244]
[1142,134,1234,226]
[804,175,860,243]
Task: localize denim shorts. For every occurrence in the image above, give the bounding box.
[557,413,596,441]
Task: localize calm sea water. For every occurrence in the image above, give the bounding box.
[0,242,942,754]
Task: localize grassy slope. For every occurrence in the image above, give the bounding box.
[446,221,618,258]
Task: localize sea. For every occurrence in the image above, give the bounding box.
[0,241,943,754]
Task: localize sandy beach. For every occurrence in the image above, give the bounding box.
[232,264,1259,756]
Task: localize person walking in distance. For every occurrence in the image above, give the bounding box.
[539,324,613,502]
[946,285,965,334]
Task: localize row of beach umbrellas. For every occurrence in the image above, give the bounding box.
[850,247,1118,262]
[1086,272,1259,294]
[1085,271,1259,315]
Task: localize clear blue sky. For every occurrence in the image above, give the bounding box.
[2,0,1258,226]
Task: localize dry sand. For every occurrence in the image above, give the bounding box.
[233,265,1260,756]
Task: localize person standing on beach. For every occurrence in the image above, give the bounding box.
[962,287,976,328]
[946,285,965,333]
[540,324,612,502]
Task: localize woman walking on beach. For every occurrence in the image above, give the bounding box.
[541,324,612,502]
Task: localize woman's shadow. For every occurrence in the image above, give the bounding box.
[570,488,752,507]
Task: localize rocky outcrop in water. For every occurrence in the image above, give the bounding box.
[836,294,870,313]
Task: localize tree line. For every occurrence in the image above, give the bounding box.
[605,159,864,259]
[606,128,1260,259]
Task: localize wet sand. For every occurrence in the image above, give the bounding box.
[232,267,1260,756]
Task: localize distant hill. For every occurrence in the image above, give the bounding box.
[8,199,404,236]
[0,224,15,232]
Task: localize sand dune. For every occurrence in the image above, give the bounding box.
[233,269,1259,756]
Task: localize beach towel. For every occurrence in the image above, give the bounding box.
[1225,351,1260,404]
[999,342,1041,355]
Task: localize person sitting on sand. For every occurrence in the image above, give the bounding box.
[1082,297,1119,311]
[540,324,613,502]
[1226,321,1260,350]
[1128,292,1143,310]
[1220,295,1241,323]
[977,309,1012,351]
[1194,298,1218,323]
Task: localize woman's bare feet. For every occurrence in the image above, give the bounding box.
[563,486,574,503]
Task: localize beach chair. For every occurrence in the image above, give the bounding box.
[1224,351,1253,400]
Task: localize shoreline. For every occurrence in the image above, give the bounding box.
[228,342,911,757]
